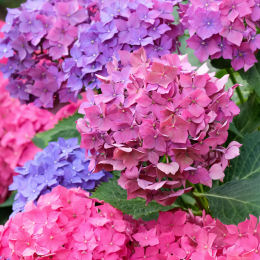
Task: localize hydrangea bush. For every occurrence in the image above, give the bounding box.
[0,0,182,108]
[179,0,260,71]
[0,0,260,258]
[77,48,240,205]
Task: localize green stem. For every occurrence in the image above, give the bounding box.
[226,68,244,104]
[193,191,210,214]
[198,184,210,210]
[193,191,204,197]
[198,184,204,193]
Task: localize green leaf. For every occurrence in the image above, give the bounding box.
[0,208,12,225]
[0,192,16,208]
[172,6,180,25]
[203,175,260,224]
[210,58,231,70]
[33,113,83,149]
[228,122,244,139]
[91,176,180,220]
[239,54,260,98]
[203,132,260,224]
[0,0,25,8]
[180,193,196,206]
[225,131,260,182]
[233,95,260,134]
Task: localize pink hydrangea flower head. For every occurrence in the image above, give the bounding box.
[77,48,240,205]
[0,186,137,259]
[130,210,260,259]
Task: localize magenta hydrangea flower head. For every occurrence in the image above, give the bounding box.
[77,48,240,206]
[0,186,136,259]
[130,210,260,259]
[180,0,260,71]
[2,203,260,259]
[0,0,183,108]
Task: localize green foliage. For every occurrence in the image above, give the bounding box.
[202,132,260,224]
[0,0,25,8]
[33,113,83,149]
[0,207,12,225]
[239,54,260,99]
[203,175,260,225]
[211,57,231,70]
[0,192,16,208]
[233,95,260,135]
[91,176,181,220]
[0,192,16,225]
[0,0,25,19]
[172,6,180,25]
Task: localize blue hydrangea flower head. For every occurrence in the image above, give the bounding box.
[10,138,112,214]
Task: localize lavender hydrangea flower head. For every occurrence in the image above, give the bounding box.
[9,138,112,214]
[1,0,183,108]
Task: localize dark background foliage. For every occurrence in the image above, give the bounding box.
[0,0,25,19]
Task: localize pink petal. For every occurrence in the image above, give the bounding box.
[209,163,225,180]
[157,162,179,175]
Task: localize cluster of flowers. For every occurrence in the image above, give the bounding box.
[0,74,55,204]
[0,65,87,204]
[0,0,182,108]
[179,0,260,71]
[10,138,112,214]
[1,186,260,259]
[0,186,137,259]
[77,48,240,206]
[131,211,260,259]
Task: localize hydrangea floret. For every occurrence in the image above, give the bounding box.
[0,186,136,259]
[0,0,183,108]
[10,138,112,214]
[77,48,241,205]
[180,0,260,71]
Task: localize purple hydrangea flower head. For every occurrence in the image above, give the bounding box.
[179,0,260,71]
[0,0,183,108]
[9,138,112,214]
